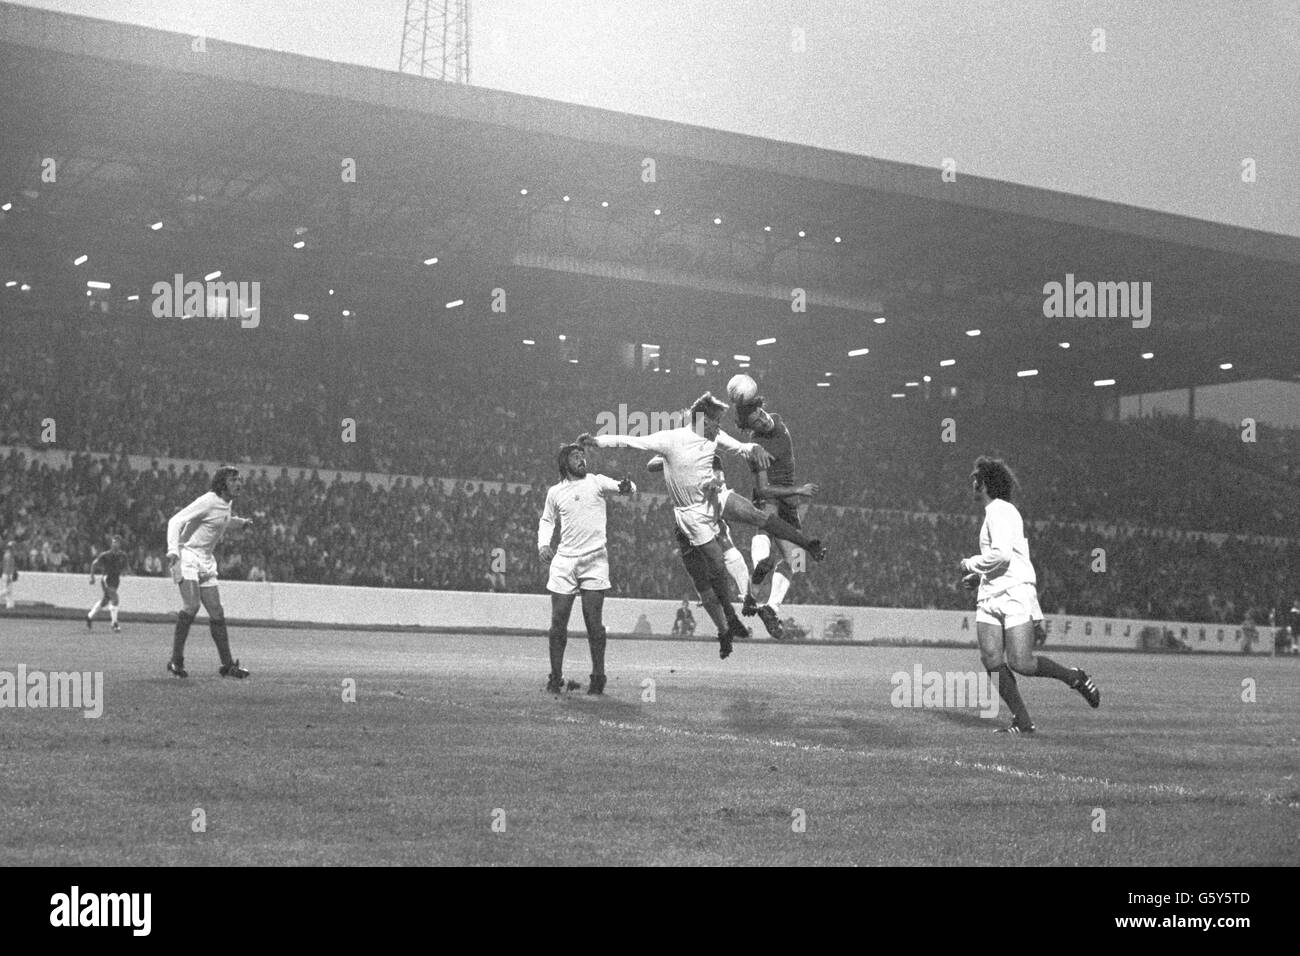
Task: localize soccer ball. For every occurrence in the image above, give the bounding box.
[726,373,758,404]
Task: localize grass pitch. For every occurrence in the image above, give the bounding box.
[1,619,1296,866]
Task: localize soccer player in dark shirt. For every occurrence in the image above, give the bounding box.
[88,535,130,632]
[734,396,825,640]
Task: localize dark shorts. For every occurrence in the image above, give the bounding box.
[101,582,119,603]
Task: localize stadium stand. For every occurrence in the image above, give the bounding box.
[3,322,1297,625]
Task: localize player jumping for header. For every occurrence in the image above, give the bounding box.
[960,456,1100,733]
[87,535,129,632]
[538,443,637,695]
[165,466,254,679]
[580,392,790,659]
[733,393,824,640]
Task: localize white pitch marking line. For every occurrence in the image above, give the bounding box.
[369,690,1299,811]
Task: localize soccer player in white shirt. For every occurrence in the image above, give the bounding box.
[579,392,772,659]
[959,456,1100,733]
[538,444,636,695]
[165,466,254,679]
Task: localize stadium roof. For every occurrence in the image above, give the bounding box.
[2,1,1298,400]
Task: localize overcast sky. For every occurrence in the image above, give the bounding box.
[15,0,1300,238]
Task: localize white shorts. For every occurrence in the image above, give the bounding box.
[976,582,1038,630]
[180,549,219,588]
[547,548,610,595]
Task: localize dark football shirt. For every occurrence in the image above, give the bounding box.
[94,550,129,587]
[749,414,795,501]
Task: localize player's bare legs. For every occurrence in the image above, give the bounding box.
[976,622,1034,731]
[721,493,825,559]
[579,589,608,694]
[1004,622,1099,708]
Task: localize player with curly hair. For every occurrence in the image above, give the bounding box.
[961,456,1100,733]
[165,466,254,679]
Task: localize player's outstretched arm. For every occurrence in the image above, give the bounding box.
[596,474,637,497]
[579,431,668,454]
[715,429,773,468]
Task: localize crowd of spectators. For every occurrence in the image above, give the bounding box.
[3,318,1299,624]
[3,321,1298,537]
[3,447,1296,625]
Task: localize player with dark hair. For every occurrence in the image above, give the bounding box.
[733,394,825,640]
[87,534,129,632]
[960,456,1100,733]
[538,443,636,695]
[579,392,771,659]
[165,466,254,679]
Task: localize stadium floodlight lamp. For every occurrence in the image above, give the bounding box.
[1219,363,1233,370]
[1093,379,1115,387]
[891,393,905,398]
[834,236,842,243]
[905,381,919,387]
[966,329,980,337]
[824,371,833,377]
[923,375,931,382]
[569,359,579,364]
[87,281,111,290]
[738,363,750,369]
[127,294,139,301]
[423,257,438,265]
[874,316,886,324]
[205,271,221,281]
[694,358,707,365]
[939,359,956,367]
[601,201,609,208]
[293,313,309,321]
[763,225,771,232]
[1,202,11,211]
[653,208,661,215]
[20,284,31,291]
[797,230,806,238]
[150,221,162,230]
[756,337,777,346]
[520,188,528,195]
[817,382,830,387]
[1017,369,1038,378]
[445,299,464,309]
[1141,352,1154,360]
[341,310,352,317]
[558,334,567,341]
[4,281,15,288]
[847,348,869,357]
[563,196,571,202]
[74,254,88,265]
[733,354,750,361]
[292,240,305,249]
[522,339,535,345]
[1059,341,1070,349]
